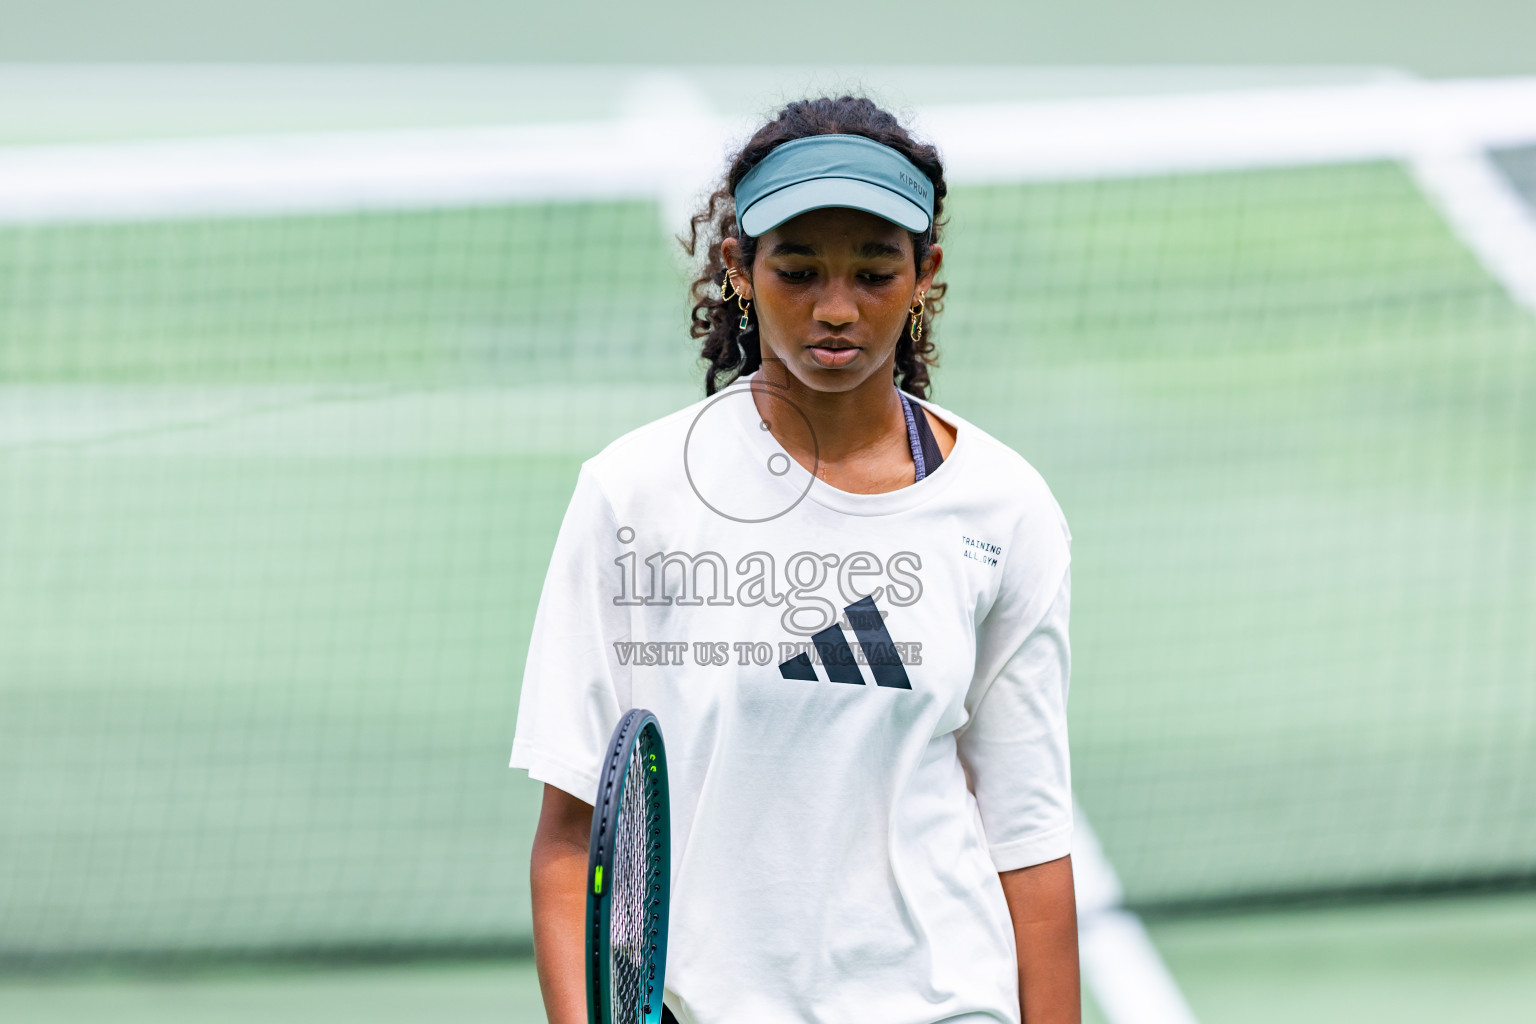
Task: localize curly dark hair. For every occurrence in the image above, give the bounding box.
[681,96,949,397]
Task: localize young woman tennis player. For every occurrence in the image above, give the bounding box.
[512,96,1079,1024]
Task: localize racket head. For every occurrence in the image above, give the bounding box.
[586,708,671,1024]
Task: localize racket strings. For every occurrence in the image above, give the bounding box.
[609,737,664,1020]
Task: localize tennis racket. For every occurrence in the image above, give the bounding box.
[586,708,671,1024]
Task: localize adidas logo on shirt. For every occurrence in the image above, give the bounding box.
[777,595,912,688]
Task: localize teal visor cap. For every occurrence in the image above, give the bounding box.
[734,133,935,238]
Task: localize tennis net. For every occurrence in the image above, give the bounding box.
[2,76,1535,960]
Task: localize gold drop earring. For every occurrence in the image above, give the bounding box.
[909,292,926,343]
[722,269,752,331]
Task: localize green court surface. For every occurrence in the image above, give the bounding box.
[1147,892,1536,1023]
[0,960,548,1024]
[0,957,1104,1023]
[2,0,1534,75]
[2,894,1531,1022]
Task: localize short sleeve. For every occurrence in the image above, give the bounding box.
[508,464,632,804]
[956,511,1073,872]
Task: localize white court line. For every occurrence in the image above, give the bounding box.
[1074,807,1200,1024]
[1411,148,1536,315]
[0,384,693,457]
[1080,911,1201,1024]
[4,76,1535,317]
[917,76,1536,183]
[3,78,1536,223]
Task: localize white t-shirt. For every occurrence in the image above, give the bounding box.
[510,374,1073,1024]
